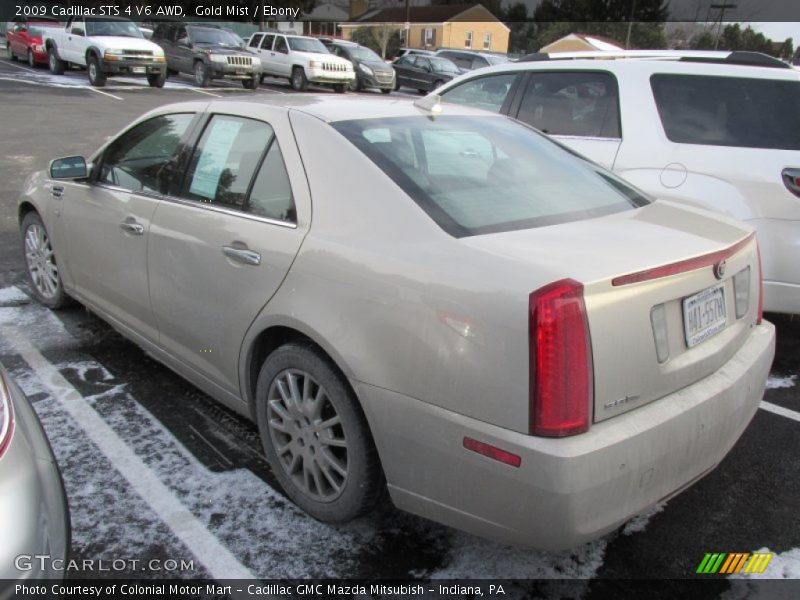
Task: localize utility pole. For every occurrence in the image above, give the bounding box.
[625,0,637,49]
[710,2,737,49]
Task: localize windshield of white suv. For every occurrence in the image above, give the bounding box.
[189,27,243,48]
[288,37,329,54]
[651,73,800,150]
[85,19,143,38]
[333,115,650,237]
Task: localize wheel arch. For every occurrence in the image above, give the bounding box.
[241,321,358,421]
[85,46,102,62]
[18,201,39,224]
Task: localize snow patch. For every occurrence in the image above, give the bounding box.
[766,375,797,389]
[622,502,667,535]
[0,286,29,306]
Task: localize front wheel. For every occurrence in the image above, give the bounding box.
[348,77,360,92]
[380,88,391,94]
[48,48,65,74]
[6,42,16,61]
[87,55,107,87]
[148,72,166,88]
[27,49,36,68]
[291,67,308,92]
[21,212,71,309]
[194,61,209,87]
[242,76,259,90]
[255,343,383,523]
[333,83,346,94]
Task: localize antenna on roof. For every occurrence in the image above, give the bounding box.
[414,94,443,116]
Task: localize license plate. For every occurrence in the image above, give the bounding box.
[132,66,146,74]
[683,284,727,347]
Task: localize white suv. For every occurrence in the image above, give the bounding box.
[247,31,354,92]
[435,50,800,314]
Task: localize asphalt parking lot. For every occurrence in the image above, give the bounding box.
[0,55,799,594]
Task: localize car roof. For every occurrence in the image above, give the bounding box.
[149,96,498,124]
[452,51,800,82]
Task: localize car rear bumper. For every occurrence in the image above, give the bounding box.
[0,370,70,582]
[357,321,774,550]
[749,218,800,314]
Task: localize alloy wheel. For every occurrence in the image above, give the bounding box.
[266,369,349,502]
[24,223,60,300]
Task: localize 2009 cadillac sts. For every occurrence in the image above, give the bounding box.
[18,95,775,549]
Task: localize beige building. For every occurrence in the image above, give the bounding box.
[540,32,625,53]
[340,3,510,54]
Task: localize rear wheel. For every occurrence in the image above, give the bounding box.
[147,72,166,88]
[48,48,65,74]
[194,60,209,87]
[242,76,258,90]
[291,66,308,92]
[255,343,383,523]
[87,55,106,87]
[6,42,16,61]
[21,212,70,309]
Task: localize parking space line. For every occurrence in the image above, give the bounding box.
[87,87,123,100]
[760,400,800,423]
[0,58,37,73]
[4,325,256,580]
[190,88,222,98]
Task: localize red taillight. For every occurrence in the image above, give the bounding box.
[756,243,764,325]
[529,279,593,437]
[0,372,14,459]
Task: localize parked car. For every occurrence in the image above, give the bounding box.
[435,49,509,72]
[0,362,70,580]
[435,50,800,315]
[247,32,353,92]
[151,24,261,89]
[5,21,60,67]
[43,16,167,87]
[391,47,435,61]
[325,40,395,93]
[19,96,774,550]
[392,55,459,93]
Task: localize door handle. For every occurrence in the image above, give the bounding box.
[222,245,261,266]
[51,185,64,198]
[119,221,145,235]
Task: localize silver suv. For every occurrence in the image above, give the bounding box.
[436,50,800,314]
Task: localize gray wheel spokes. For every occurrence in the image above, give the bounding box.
[25,224,59,299]
[267,369,348,501]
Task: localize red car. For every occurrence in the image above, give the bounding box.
[6,18,61,67]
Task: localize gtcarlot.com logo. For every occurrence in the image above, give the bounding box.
[696,552,773,575]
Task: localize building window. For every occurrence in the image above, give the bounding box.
[422,27,435,47]
[483,32,491,50]
[465,31,473,49]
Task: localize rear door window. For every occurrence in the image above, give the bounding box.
[249,33,263,48]
[651,73,800,150]
[516,71,621,138]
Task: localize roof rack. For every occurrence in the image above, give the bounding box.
[517,49,790,69]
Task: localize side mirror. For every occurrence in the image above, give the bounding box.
[71,27,84,36]
[50,156,88,180]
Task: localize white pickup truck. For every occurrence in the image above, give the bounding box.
[43,16,167,87]
[247,32,354,92]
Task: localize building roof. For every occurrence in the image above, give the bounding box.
[540,33,625,53]
[355,3,499,24]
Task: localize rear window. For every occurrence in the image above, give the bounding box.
[332,115,649,237]
[651,73,800,150]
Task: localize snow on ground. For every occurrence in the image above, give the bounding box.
[723,548,800,600]
[621,502,667,536]
[0,285,607,581]
[766,375,797,389]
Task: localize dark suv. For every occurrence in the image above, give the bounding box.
[325,41,395,93]
[152,23,261,88]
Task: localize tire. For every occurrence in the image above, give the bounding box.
[291,66,308,92]
[194,60,209,87]
[380,88,391,94]
[333,83,346,94]
[242,76,258,90]
[348,77,360,92]
[48,47,65,74]
[20,212,71,309]
[394,79,400,91]
[7,42,16,61]
[147,72,166,88]
[27,49,36,68]
[255,343,383,523]
[87,55,106,87]
[418,89,426,95]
